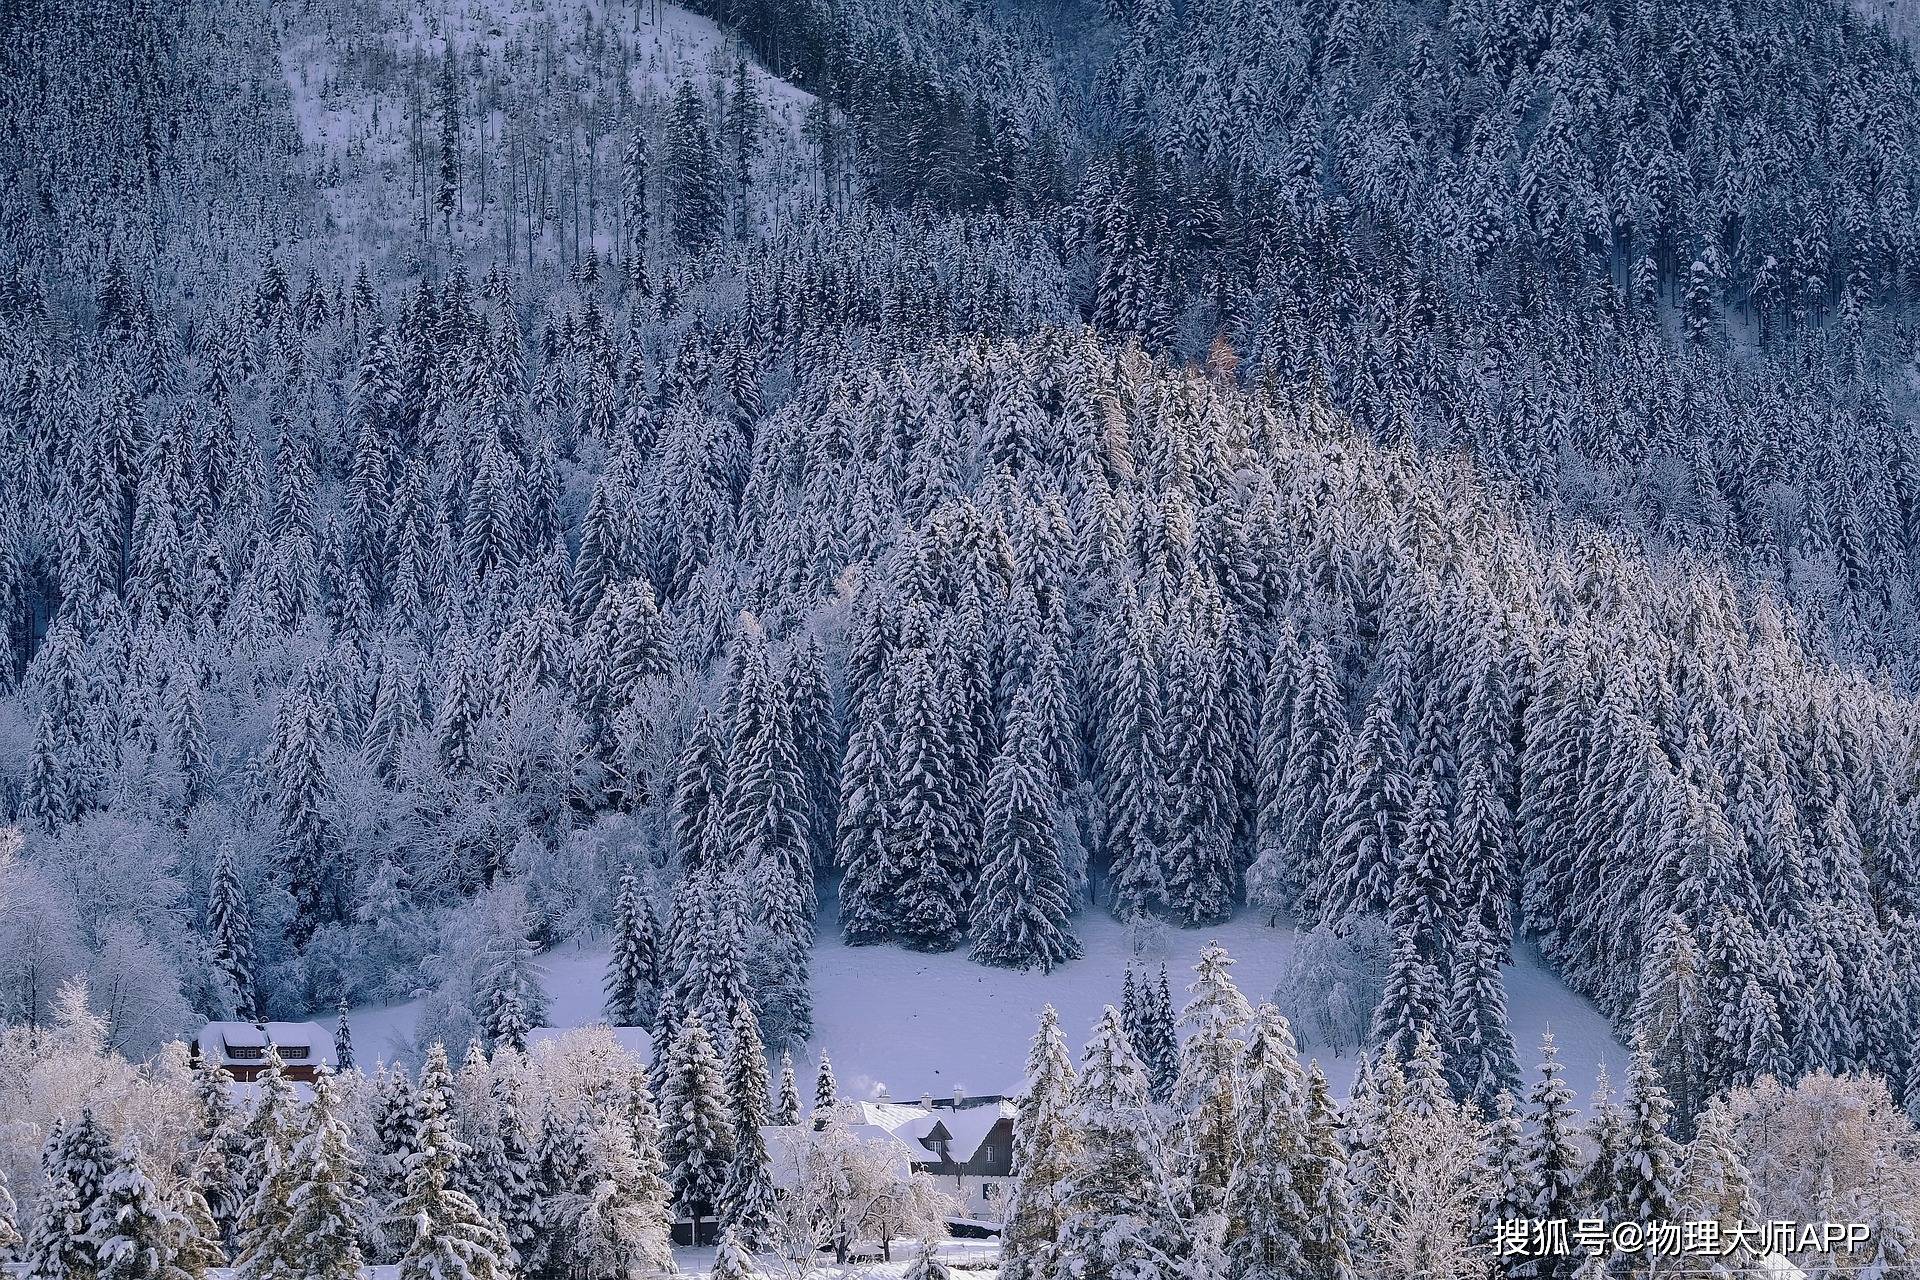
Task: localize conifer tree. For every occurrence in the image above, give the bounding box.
[1174,943,1254,1214]
[775,1053,801,1126]
[206,843,256,1020]
[1609,1047,1683,1227]
[1139,965,1179,1102]
[835,704,898,945]
[333,1002,355,1073]
[971,690,1081,971]
[274,1071,364,1280]
[1227,1004,1311,1280]
[90,1138,194,1280]
[890,648,966,951]
[719,1000,776,1250]
[658,1017,734,1241]
[708,1224,755,1280]
[0,1165,20,1264]
[1057,1006,1181,1280]
[1448,917,1520,1109]
[1298,1065,1356,1280]
[812,1050,837,1128]
[603,869,658,1026]
[1522,1036,1581,1280]
[390,1045,511,1280]
[1001,1005,1078,1280]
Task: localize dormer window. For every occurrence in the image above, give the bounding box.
[279,1046,310,1060]
[227,1044,265,1061]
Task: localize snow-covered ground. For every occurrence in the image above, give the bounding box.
[339,908,1625,1104]
[277,0,819,269]
[674,1237,999,1279]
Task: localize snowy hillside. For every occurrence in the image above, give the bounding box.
[338,910,1625,1102]
[279,0,820,269]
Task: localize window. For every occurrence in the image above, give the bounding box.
[227,1045,264,1061]
[279,1046,310,1060]
[982,1183,1000,1202]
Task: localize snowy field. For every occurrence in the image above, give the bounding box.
[339,908,1625,1104]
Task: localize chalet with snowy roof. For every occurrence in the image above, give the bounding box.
[194,1021,335,1082]
[832,1088,1018,1228]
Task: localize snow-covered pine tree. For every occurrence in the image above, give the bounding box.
[1523,1035,1582,1280]
[1095,598,1166,922]
[1321,691,1410,922]
[775,1052,801,1126]
[1632,912,1708,1136]
[1298,1065,1357,1280]
[708,1223,755,1280]
[835,698,899,945]
[1162,615,1236,927]
[206,842,257,1020]
[1475,1092,1529,1280]
[1370,914,1441,1065]
[1226,1003,1311,1280]
[904,1239,953,1280]
[603,869,658,1026]
[390,1045,511,1280]
[0,1164,20,1263]
[234,1052,303,1280]
[190,1057,245,1251]
[719,999,777,1249]
[890,647,967,951]
[1676,1100,1757,1251]
[1140,964,1179,1102]
[274,1070,364,1280]
[970,689,1080,971]
[475,912,546,1054]
[1608,1046,1683,1227]
[1174,942,1254,1213]
[333,1001,355,1072]
[1447,915,1520,1109]
[1057,1006,1181,1280]
[812,1050,837,1128]
[89,1137,193,1280]
[1001,1004,1079,1280]
[658,1016,735,1241]
[370,1064,423,1232]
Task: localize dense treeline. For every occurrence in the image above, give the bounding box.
[5,0,1920,1175]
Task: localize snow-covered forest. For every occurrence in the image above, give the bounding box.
[5,0,1920,1270]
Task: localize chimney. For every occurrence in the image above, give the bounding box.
[953,1085,966,1107]
[920,1092,933,1109]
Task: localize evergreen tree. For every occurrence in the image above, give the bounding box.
[708,1224,755,1280]
[719,1000,776,1250]
[1000,1005,1078,1280]
[390,1046,511,1280]
[333,1002,355,1073]
[774,1052,801,1126]
[206,843,256,1020]
[1227,1004,1311,1280]
[603,869,659,1026]
[971,690,1081,971]
[812,1050,837,1128]
[658,1017,735,1241]
[1522,1036,1582,1280]
[1298,1065,1356,1280]
[1174,942,1254,1214]
[1448,917,1520,1109]
[89,1138,194,1280]
[274,1071,365,1280]
[1057,1006,1181,1280]
[1609,1046,1683,1227]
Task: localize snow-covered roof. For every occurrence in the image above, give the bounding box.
[198,1021,335,1068]
[835,1098,935,1132]
[895,1101,1016,1164]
